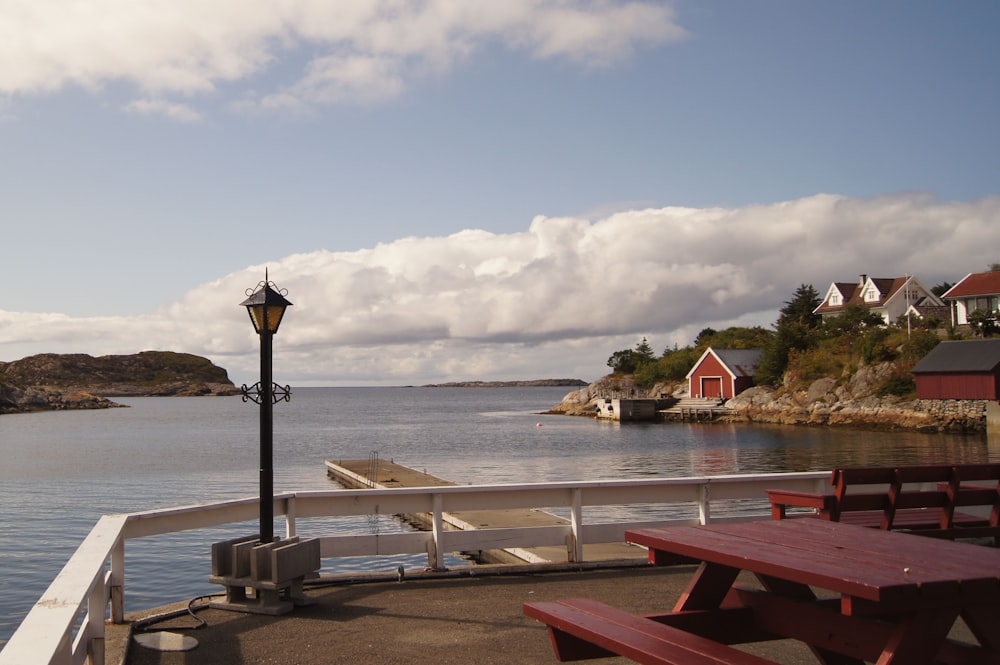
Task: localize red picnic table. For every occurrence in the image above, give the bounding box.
[525,519,1000,665]
[630,519,1000,665]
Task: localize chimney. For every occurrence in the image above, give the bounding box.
[859,274,867,287]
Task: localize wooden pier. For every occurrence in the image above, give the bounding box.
[325,459,647,565]
[659,397,732,421]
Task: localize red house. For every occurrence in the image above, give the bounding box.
[686,347,761,399]
[911,339,1000,401]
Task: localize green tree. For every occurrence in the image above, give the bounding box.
[693,328,717,347]
[634,345,703,387]
[823,303,884,335]
[633,337,656,366]
[606,349,636,374]
[900,329,940,366]
[931,281,954,297]
[756,284,822,385]
[968,309,998,338]
[858,327,892,364]
[701,326,773,350]
[781,284,822,327]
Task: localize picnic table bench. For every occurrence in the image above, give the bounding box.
[523,598,777,665]
[525,520,1000,665]
[766,463,1000,544]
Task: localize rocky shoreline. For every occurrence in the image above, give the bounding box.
[548,363,990,433]
[0,351,239,415]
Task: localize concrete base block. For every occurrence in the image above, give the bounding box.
[209,537,321,616]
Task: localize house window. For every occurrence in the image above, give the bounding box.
[965,297,997,314]
[829,293,841,306]
[864,287,879,302]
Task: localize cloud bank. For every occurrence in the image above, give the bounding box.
[0,0,685,116]
[1,193,997,385]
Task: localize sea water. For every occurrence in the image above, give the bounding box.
[0,386,995,645]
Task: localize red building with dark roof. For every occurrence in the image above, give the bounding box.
[686,347,761,399]
[911,339,1000,401]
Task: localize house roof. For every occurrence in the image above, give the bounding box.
[814,275,939,315]
[942,271,1000,299]
[708,348,762,377]
[911,339,1000,374]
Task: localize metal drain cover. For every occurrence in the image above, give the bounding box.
[133,631,198,652]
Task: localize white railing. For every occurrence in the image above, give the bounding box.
[0,472,828,665]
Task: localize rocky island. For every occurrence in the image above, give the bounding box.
[423,379,588,388]
[0,351,239,414]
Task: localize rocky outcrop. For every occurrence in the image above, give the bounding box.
[0,351,239,414]
[723,385,987,432]
[0,382,121,413]
[546,376,686,417]
[549,363,988,432]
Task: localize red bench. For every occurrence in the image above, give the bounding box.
[524,598,778,665]
[766,463,1000,544]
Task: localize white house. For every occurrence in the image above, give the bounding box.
[813,274,944,324]
[942,270,1000,326]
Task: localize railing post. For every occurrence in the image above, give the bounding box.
[698,482,711,524]
[87,577,106,665]
[430,493,444,570]
[285,496,297,539]
[568,488,583,563]
[110,537,125,623]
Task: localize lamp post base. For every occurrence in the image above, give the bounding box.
[208,535,320,615]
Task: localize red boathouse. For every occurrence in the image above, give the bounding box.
[686,347,761,399]
[911,339,1000,401]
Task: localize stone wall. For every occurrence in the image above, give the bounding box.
[914,398,989,432]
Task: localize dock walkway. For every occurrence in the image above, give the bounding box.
[326,459,647,564]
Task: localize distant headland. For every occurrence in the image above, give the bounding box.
[422,379,589,388]
[0,351,239,414]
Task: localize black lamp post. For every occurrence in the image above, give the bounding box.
[240,272,292,544]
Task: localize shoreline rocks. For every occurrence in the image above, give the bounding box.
[0,383,125,414]
[548,368,989,433]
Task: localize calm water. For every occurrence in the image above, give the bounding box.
[1,386,996,645]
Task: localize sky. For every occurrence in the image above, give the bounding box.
[1,1,998,387]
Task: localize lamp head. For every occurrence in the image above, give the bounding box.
[240,276,292,335]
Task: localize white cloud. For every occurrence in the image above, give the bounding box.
[125,98,204,123]
[2,193,997,386]
[0,0,685,114]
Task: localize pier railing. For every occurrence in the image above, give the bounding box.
[0,472,827,665]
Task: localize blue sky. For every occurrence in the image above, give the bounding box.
[1,1,998,385]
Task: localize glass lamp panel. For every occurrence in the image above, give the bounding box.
[264,306,286,333]
[248,305,287,333]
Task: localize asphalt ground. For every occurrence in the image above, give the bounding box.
[115,564,829,665]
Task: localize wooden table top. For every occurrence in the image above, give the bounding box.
[627,519,1000,608]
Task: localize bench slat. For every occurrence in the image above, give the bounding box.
[524,598,778,665]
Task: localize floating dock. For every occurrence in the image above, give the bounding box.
[325,459,647,565]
